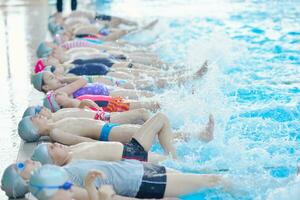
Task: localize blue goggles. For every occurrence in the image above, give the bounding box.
[30,181,73,196]
[35,106,42,114]
[16,162,25,172]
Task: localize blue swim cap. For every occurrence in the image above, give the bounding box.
[31,143,53,165]
[36,42,52,58]
[29,165,69,200]
[48,21,57,34]
[1,164,29,198]
[18,116,41,142]
[43,92,61,112]
[48,22,63,35]
[31,72,44,92]
[22,106,43,118]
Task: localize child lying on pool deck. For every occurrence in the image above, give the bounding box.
[29,113,213,165]
[18,112,214,149]
[1,159,229,199]
[23,106,151,125]
[32,61,209,94]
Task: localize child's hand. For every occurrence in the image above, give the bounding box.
[98,185,116,200]
[85,170,106,188]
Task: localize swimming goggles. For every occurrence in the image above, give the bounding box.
[46,92,58,112]
[35,106,42,114]
[30,181,73,196]
[16,162,25,172]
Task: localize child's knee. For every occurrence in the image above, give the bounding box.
[155,112,168,122]
[138,108,150,120]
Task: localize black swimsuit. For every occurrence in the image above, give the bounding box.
[95,14,112,21]
[136,163,167,199]
[72,58,115,68]
[122,138,148,162]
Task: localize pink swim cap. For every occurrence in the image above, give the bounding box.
[34,59,45,73]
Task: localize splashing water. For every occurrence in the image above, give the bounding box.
[99,0,300,199]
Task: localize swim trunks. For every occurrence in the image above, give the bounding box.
[76,34,98,38]
[100,123,119,141]
[80,38,104,44]
[135,163,167,199]
[122,138,148,162]
[115,79,127,86]
[128,63,134,68]
[72,58,114,68]
[68,63,109,76]
[99,28,110,36]
[95,14,112,21]
[94,110,111,122]
[104,97,130,112]
[113,54,127,60]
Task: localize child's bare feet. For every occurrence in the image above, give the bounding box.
[195,60,208,78]
[198,114,214,142]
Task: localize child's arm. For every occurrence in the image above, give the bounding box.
[50,128,97,145]
[78,99,102,110]
[56,77,87,95]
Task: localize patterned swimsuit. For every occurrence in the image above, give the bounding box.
[72,83,109,98]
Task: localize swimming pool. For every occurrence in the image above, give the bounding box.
[100,0,300,199]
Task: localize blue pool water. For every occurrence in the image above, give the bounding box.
[99,0,300,199]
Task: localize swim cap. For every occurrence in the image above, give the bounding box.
[1,164,29,198]
[48,21,57,34]
[34,59,46,73]
[43,92,61,112]
[18,116,41,142]
[22,106,42,118]
[29,165,69,200]
[48,22,63,35]
[31,72,44,92]
[31,143,53,165]
[36,42,52,58]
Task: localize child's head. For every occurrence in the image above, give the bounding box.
[29,165,72,200]
[43,91,71,112]
[36,42,54,58]
[31,143,69,166]
[22,106,52,119]
[1,160,42,198]
[31,71,64,93]
[18,115,48,142]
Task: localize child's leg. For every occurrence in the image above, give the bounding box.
[128,100,160,112]
[174,114,214,142]
[110,108,150,125]
[150,60,209,87]
[110,89,155,100]
[118,17,138,26]
[127,54,164,66]
[108,124,140,144]
[113,62,159,71]
[113,67,160,77]
[104,30,129,41]
[148,152,169,164]
[107,71,134,80]
[165,173,227,197]
[71,0,77,11]
[57,0,63,12]
[133,113,177,158]
[92,76,135,89]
